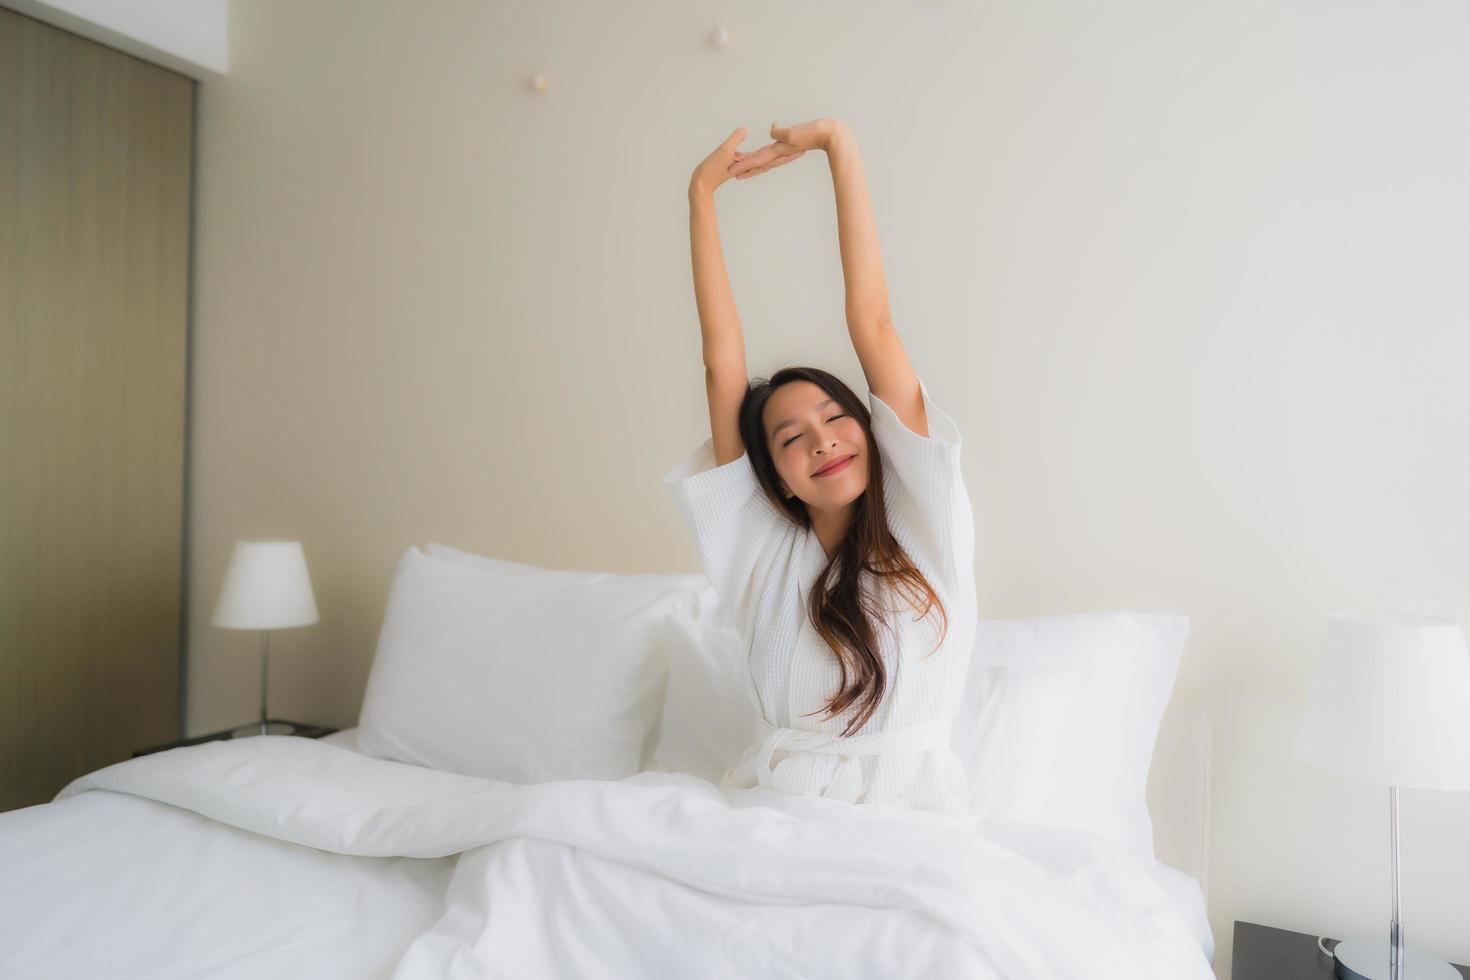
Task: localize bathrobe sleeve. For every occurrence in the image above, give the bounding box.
[867,376,977,613]
[662,438,793,637]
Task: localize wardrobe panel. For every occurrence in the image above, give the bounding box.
[1,6,193,812]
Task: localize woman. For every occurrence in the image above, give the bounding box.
[664,118,978,815]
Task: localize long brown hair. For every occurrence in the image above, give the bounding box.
[739,366,949,737]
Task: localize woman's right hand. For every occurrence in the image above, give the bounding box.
[689,126,748,197]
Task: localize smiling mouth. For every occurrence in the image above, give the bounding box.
[812,454,856,477]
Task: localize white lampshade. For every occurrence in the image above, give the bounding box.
[1293,612,1470,792]
[211,539,320,630]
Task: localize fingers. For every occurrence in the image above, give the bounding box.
[728,140,792,175]
[727,147,766,176]
[728,141,804,177]
[734,150,805,179]
[738,144,777,169]
[735,152,801,177]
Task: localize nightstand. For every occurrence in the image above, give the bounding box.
[133,720,339,757]
[1232,921,1470,979]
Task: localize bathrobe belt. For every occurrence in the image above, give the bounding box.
[724,715,955,805]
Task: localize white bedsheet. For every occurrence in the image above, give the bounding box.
[0,776,455,978]
[1,733,1215,979]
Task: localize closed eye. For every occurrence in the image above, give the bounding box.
[783,414,846,448]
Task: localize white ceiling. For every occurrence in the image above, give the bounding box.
[6,0,228,78]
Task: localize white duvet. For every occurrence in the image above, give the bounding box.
[1,734,1214,979]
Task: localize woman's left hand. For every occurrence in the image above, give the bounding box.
[727,119,837,180]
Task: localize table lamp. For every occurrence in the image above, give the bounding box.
[1292,612,1470,980]
[211,539,320,737]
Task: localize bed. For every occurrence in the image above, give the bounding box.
[0,543,1216,979]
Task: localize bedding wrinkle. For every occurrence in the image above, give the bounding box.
[664,376,978,814]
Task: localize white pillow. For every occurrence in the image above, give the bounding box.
[357,545,697,782]
[424,542,704,596]
[953,612,1189,862]
[648,606,761,783]
[423,541,535,574]
[423,541,711,770]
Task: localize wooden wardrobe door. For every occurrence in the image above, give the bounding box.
[0,7,193,812]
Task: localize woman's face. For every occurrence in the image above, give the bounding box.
[763,380,868,507]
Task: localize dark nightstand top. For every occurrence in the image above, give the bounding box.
[1232,920,1470,979]
[133,720,339,757]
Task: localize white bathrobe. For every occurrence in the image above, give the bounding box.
[663,376,978,813]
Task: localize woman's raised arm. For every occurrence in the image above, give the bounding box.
[822,120,926,437]
[732,119,927,437]
[689,128,755,466]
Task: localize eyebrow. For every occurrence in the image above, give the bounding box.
[770,399,837,438]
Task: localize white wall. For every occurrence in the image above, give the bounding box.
[185,2,1469,976]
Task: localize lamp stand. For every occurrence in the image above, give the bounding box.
[1331,786,1459,980]
[229,629,298,737]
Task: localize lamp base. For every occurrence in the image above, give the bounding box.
[1334,939,1462,980]
[228,720,299,738]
